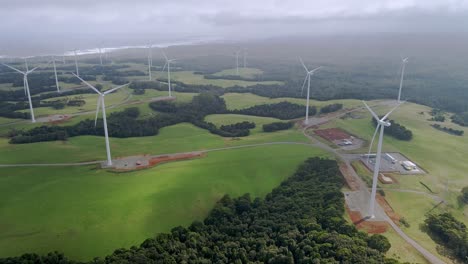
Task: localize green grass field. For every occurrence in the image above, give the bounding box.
[212,67,263,78]
[221,93,363,110]
[0,121,309,164]
[151,71,282,88]
[0,144,328,260]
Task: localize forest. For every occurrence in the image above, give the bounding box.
[372,118,413,141]
[263,121,294,132]
[8,93,263,144]
[424,213,468,262]
[431,124,464,136]
[320,103,343,114]
[232,102,316,120]
[0,158,399,264]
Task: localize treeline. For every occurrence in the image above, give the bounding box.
[0,102,30,119]
[263,121,294,132]
[9,93,259,144]
[451,112,468,127]
[431,124,464,136]
[131,79,223,95]
[220,121,255,135]
[8,108,161,144]
[424,213,468,262]
[320,103,343,114]
[372,118,413,141]
[233,101,315,120]
[0,158,398,263]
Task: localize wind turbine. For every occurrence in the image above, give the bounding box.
[363,101,402,218]
[74,49,79,76]
[2,62,40,122]
[72,73,129,166]
[243,49,247,68]
[147,44,153,81]
[299,58,321,125]
[161,51,176,97]
[398,57,409,102]
[98,46,103,65]
[235,50,240,75]
[52,57,60,92]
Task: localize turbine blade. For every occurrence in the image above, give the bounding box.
[72,73,101,94]
[161,62,167,73]
[300,74,308,96]
[309,66,322,74]
[27,66,40,74]
[95,96,101,127]
[362,101,380,121]
[367,123,381,164]
[162,50,168,61]
[104,83,130,95]
[23,76,27,96]
[382,101,404,121]
[299,57,309,72]
[2,63,25,75]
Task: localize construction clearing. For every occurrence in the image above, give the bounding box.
[314,128,364,150]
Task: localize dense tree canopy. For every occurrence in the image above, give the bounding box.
[372,118,413,141]
[263,121,294,132]
[233,102,314,120]
[424,213,468,262]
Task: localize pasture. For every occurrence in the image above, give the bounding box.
[0,144,328,260]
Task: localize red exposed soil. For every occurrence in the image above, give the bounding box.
[148,152,204,167]
[346,206,389,234]
[376,194,401,223]
[339,163,360,191]
[48,115,71,124]
[315,128,351,141]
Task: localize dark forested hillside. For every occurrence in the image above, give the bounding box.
[0,158,399,264]
[233,101,315,120]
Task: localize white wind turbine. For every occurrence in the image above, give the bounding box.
[161,51,176,97]
[235,50,240,75]
[72,73,129,166]
[2,62,41,122]
[147,44,153,81]
[363,101,402,218]
[52,57,60,92]
[299,58,321,125]
[398,57,409,102]
[74,49,79,76]
[98,46,103,66]
[243,49,247,68]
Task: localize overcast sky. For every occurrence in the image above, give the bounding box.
[1,0,468,55]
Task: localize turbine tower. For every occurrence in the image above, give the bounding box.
[235,50,240,75]
[161,51,176,97]
[98,46,103,65]
[243,49,247,68]
[72,73,129,166]
[147,44,153,81]
[398,57,409,102]
[299,58,321,125]
[74,50,79,76]
[363,101,402,218]
[52,57,60,92]
[2,63,40,122]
